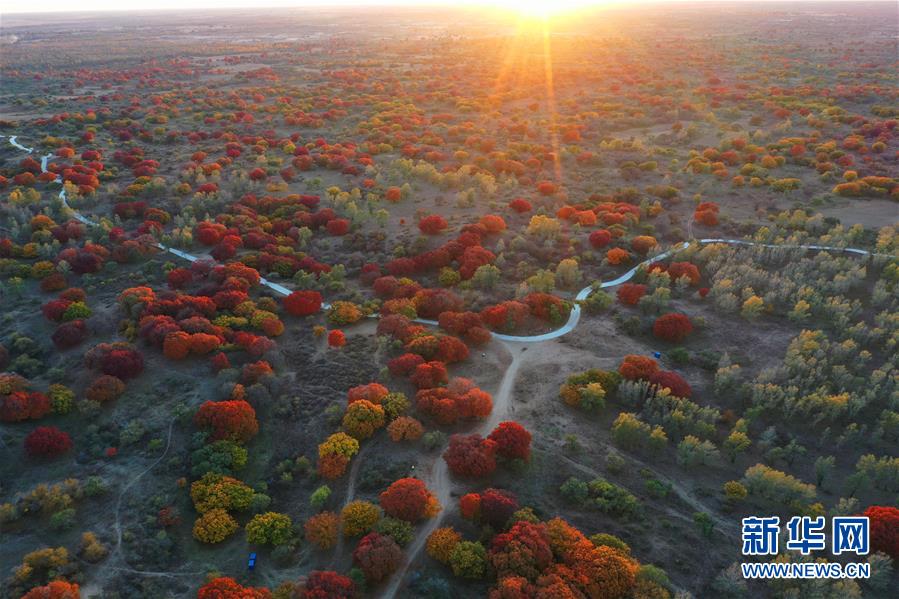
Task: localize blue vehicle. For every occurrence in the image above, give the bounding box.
[248,552,257,571]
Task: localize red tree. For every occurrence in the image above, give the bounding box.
[20,581,81,599]
[24,426,73,458]
[326,219,350,236]
[648,371,692,398]
[197,577,271,599]
[100,348,144,379]
[419,215,448,235]
[387,353,424,377]
[443,434,498,478]
[379,478,436,522]
[667,262,701,285]
[283,290,323,316]
[52,320,88,349]
[297,571,355,599]
[194,400,259,443]
[328,330,346,348]
[481,488,519,528]
[864,506,899,560]
[488,421,532,461]
[410,361,449,389]
[652,313,694,343]
[589,229,613,249]
[352,532,402,583]
[619,355,659,381]
[509,198,532,213]
[1,391,50,422]
[616,284,647,306]
[489,520,553,580]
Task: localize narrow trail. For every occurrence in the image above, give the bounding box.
[382,341,525,599]
[111,418,177,557]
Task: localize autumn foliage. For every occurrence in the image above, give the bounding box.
[487,421,532,461]
[194,400,259,443]
[24,426,73,458]
[652,312,694,342]
[283,290,323,316]
[20,581,81,599]
[864,505,899,560]
[379,477,440,522]
[296,571,355,599]
[443,433,498,478]
[353,532,402,582]
[197,577,271,598]
[618,355,660,381]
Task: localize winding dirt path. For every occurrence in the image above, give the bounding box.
[382,341,525,598]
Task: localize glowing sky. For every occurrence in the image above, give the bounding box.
[0,0,874,17]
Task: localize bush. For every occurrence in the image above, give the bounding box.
[24,426,73,458]
[652,313,694,343]
[304,512,339,550]
[487,421,532,461]
[353,532,402,582]
[193,509,238,543]
[379,478,439,522]
[85,375,125,403]
[245,512,293,546]
[341,500,381,537]
[443,434,497,478]
[427,527,462,563]
[449,541,488,579]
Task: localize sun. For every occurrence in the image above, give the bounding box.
[484,0,600,18]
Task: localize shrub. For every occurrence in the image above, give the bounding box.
[283,290,323,316]
[648,371,691,398]
[449,541,488,579]
[427,527,462,563]
[419,214,448,235]
[480,488,519,528]
[24,426,73,458]
[374,517,415,546]
[443,434,497,478]
[353,532,402,583]
[85,375,125,403]
[864,506,899,560]
[322,328,343,348]
[589,229,612,248]
[489,520,553,580]
[619,355,660,381]
[193,509,238,543]
[387,416,424,442]
[488,421,532,461]
[197,577,269,598]
[190,472,254,513]
[342,400,385,440]
[245,512,293,546]
[341,500,381,537]
[652,313,694,343]
[379,478,439,522]
[194,400,259,443]
[296,571,355,598]
[617,283,647,306]
[51,320,88,349]
[1,391,50,422]
[21,581,81,599]
[305,512,340,550]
